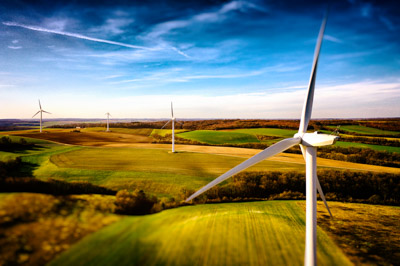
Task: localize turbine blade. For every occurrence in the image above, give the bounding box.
[316,176,333,218]
[42,110,51,114]
[39,99,42,110]
[161,120,171,129]
[298,13,327,134]
[300,144,332,217]
[32,111,40,118]
[171,102,174,118]
[299,144,307,161]
[186,137,301,202]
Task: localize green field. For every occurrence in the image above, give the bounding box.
[331,125,400,136]
[228,128,297,138]
[46,147,305,197]
[50,201,351,266]
[178,130,260,144]
[0,135,71,161]
[335,141,400,153]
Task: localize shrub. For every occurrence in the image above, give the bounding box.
[115,189,157,215]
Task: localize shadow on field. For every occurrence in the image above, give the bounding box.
[0,158,38,178]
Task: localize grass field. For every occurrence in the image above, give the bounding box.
[331,125,400,135]
[335,141,400,153]
[178,130,260,144]
[47,147,306,196]
[49,201,351,266]
[227,128,297,138]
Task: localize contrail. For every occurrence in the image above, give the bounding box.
[171,47,190,59]
[3,21,154,50]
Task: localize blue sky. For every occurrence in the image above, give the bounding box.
[0,0,399,119]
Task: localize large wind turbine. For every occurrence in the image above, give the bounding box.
[161,102,177,153]
[186,15,337,266]
[105,112,111,132]
[32,100,51,133]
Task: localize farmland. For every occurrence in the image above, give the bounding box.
[1,118,400,265]
[334,125,400,135]
[50,201,352,266]
[177,130,260,144]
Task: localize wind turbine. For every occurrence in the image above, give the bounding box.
[105,112,111,132]
[186,14,337,266]
[32,100,51,133]
[161,102,178,153]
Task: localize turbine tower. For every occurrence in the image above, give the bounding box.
[161,102,177,153]
[186,14,336,266]
[32,100,51,133]
[105,112,111,132]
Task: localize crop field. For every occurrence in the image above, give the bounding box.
[1,124,400,265]
[49,201,351,266]
[10,131,152,146]
[151,129,188,136]
[83,127,154,136]
[177,130,260,144]
[331,125,400,135]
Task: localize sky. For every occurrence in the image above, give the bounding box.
[0,0,399,119]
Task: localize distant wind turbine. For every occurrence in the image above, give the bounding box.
[186,14,337,266]
[105,112,111,132]
[161,102,181,153]
[32,100,51,133]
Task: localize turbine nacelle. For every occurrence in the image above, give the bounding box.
[294,132,339,147]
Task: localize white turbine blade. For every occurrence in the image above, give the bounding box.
[186,137,301,202]
[42,110,51,114]
[300,144,332,217]
[32,110,40,118]
[38,99,42,110]
[161,120,171,129]
[171,102,174,118]
[298,14,327,134]
[316,177,333,218]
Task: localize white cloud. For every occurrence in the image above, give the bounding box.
[143,0,264,40]
[3,80,398,119]
[93,18,135,35]
[12,39,19,44]
[8,45,22,49]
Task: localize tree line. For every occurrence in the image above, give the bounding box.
[183,170,400,206]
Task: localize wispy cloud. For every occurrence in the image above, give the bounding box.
[73,80,400,119]
[99,74,125,80]
[92,18,135,35]
[110,64,303,85]
[324,35,343,44]
[8,45,22,49]
[3,21,154,50]
[141,0,265,40]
